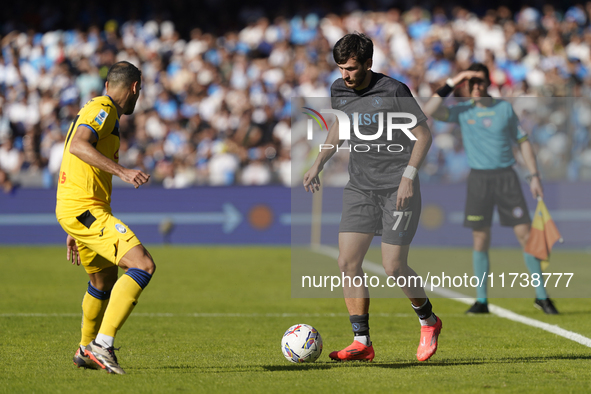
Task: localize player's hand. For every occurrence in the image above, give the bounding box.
[121,168,150,188]
[452,71,486,86]
[530,176,544,199]
[303,165,322,193]
[396,177,414,210]
[66,235,81,266]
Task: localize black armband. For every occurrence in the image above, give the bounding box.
[525,173,540,183]
[436,83,454,97]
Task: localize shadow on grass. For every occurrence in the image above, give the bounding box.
[135,354,591,373]
[262,359,485,372]
[262,353,591,372]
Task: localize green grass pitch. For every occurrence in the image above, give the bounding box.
[1,246,591,393]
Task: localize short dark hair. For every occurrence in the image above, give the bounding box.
[467,62,490,83]
[107,61,142,87]
[333,33,373,65]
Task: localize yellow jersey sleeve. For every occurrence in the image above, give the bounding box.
[56,96,121,220]
[77,99,118,141]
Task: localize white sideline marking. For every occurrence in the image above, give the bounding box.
[312,245,591,348]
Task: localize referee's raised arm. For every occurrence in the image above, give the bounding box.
[423,70,485,120]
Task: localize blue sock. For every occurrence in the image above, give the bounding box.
[125,268,152,289]
[473,250,489,303]
[523,253,548,299]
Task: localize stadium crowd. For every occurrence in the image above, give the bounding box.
[1,3,591,191]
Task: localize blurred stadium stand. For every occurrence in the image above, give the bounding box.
[1,0,591,192]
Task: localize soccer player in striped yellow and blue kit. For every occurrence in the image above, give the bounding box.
[426,63,558,315]
[56,61,155,374]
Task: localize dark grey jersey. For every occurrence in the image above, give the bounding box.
[330,72,427,190]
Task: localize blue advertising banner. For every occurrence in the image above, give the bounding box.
[1,182,589,247]
[0,187,291,244]
[291,182,591,248]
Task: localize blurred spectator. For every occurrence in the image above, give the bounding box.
[0,136,23,175]
[1,2,591,188]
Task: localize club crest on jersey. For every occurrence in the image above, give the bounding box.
[482,117,492,128]
[95,109,108,126]
[115,223,127,234]
[372,97,382,108]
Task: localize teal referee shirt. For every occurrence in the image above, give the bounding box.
[440,99,528,170]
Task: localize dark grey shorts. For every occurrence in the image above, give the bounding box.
[339,181,422,245]
[464,167,531,229]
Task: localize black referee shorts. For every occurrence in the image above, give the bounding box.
[464,167,531,229]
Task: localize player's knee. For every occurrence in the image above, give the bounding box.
[517,232,530,247]
[140,256,156,275]
[131,246,156,274]
[384,265,403,279]
[337,257,360,275]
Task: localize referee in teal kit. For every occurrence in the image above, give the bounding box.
[425,62,558,314]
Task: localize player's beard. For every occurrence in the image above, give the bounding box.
[124,97,138,115]
[345,68,367,89]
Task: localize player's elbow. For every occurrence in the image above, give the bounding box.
[414,122,432,145]
[69,140,82,158]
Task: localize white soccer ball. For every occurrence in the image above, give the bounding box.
[281,324,323,363]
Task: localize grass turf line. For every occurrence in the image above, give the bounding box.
[1,246,591,394]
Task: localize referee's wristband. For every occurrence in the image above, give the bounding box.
[402,165,418,181]
[435,78,455,97]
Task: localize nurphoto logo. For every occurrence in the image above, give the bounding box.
[303,107,417,153]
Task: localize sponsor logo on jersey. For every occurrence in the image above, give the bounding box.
[95,109,108,126]
[115,223,127,234]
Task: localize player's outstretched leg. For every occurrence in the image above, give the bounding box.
[413,298,443,361]
[74,266,116,370]
[86,245,155,374]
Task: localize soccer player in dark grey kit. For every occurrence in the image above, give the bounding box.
[425,63,558,315]
[303,33,441,362]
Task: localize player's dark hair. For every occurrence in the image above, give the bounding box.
[467,62,490,83]
[106,61,142,87]
[333,32,373,65]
